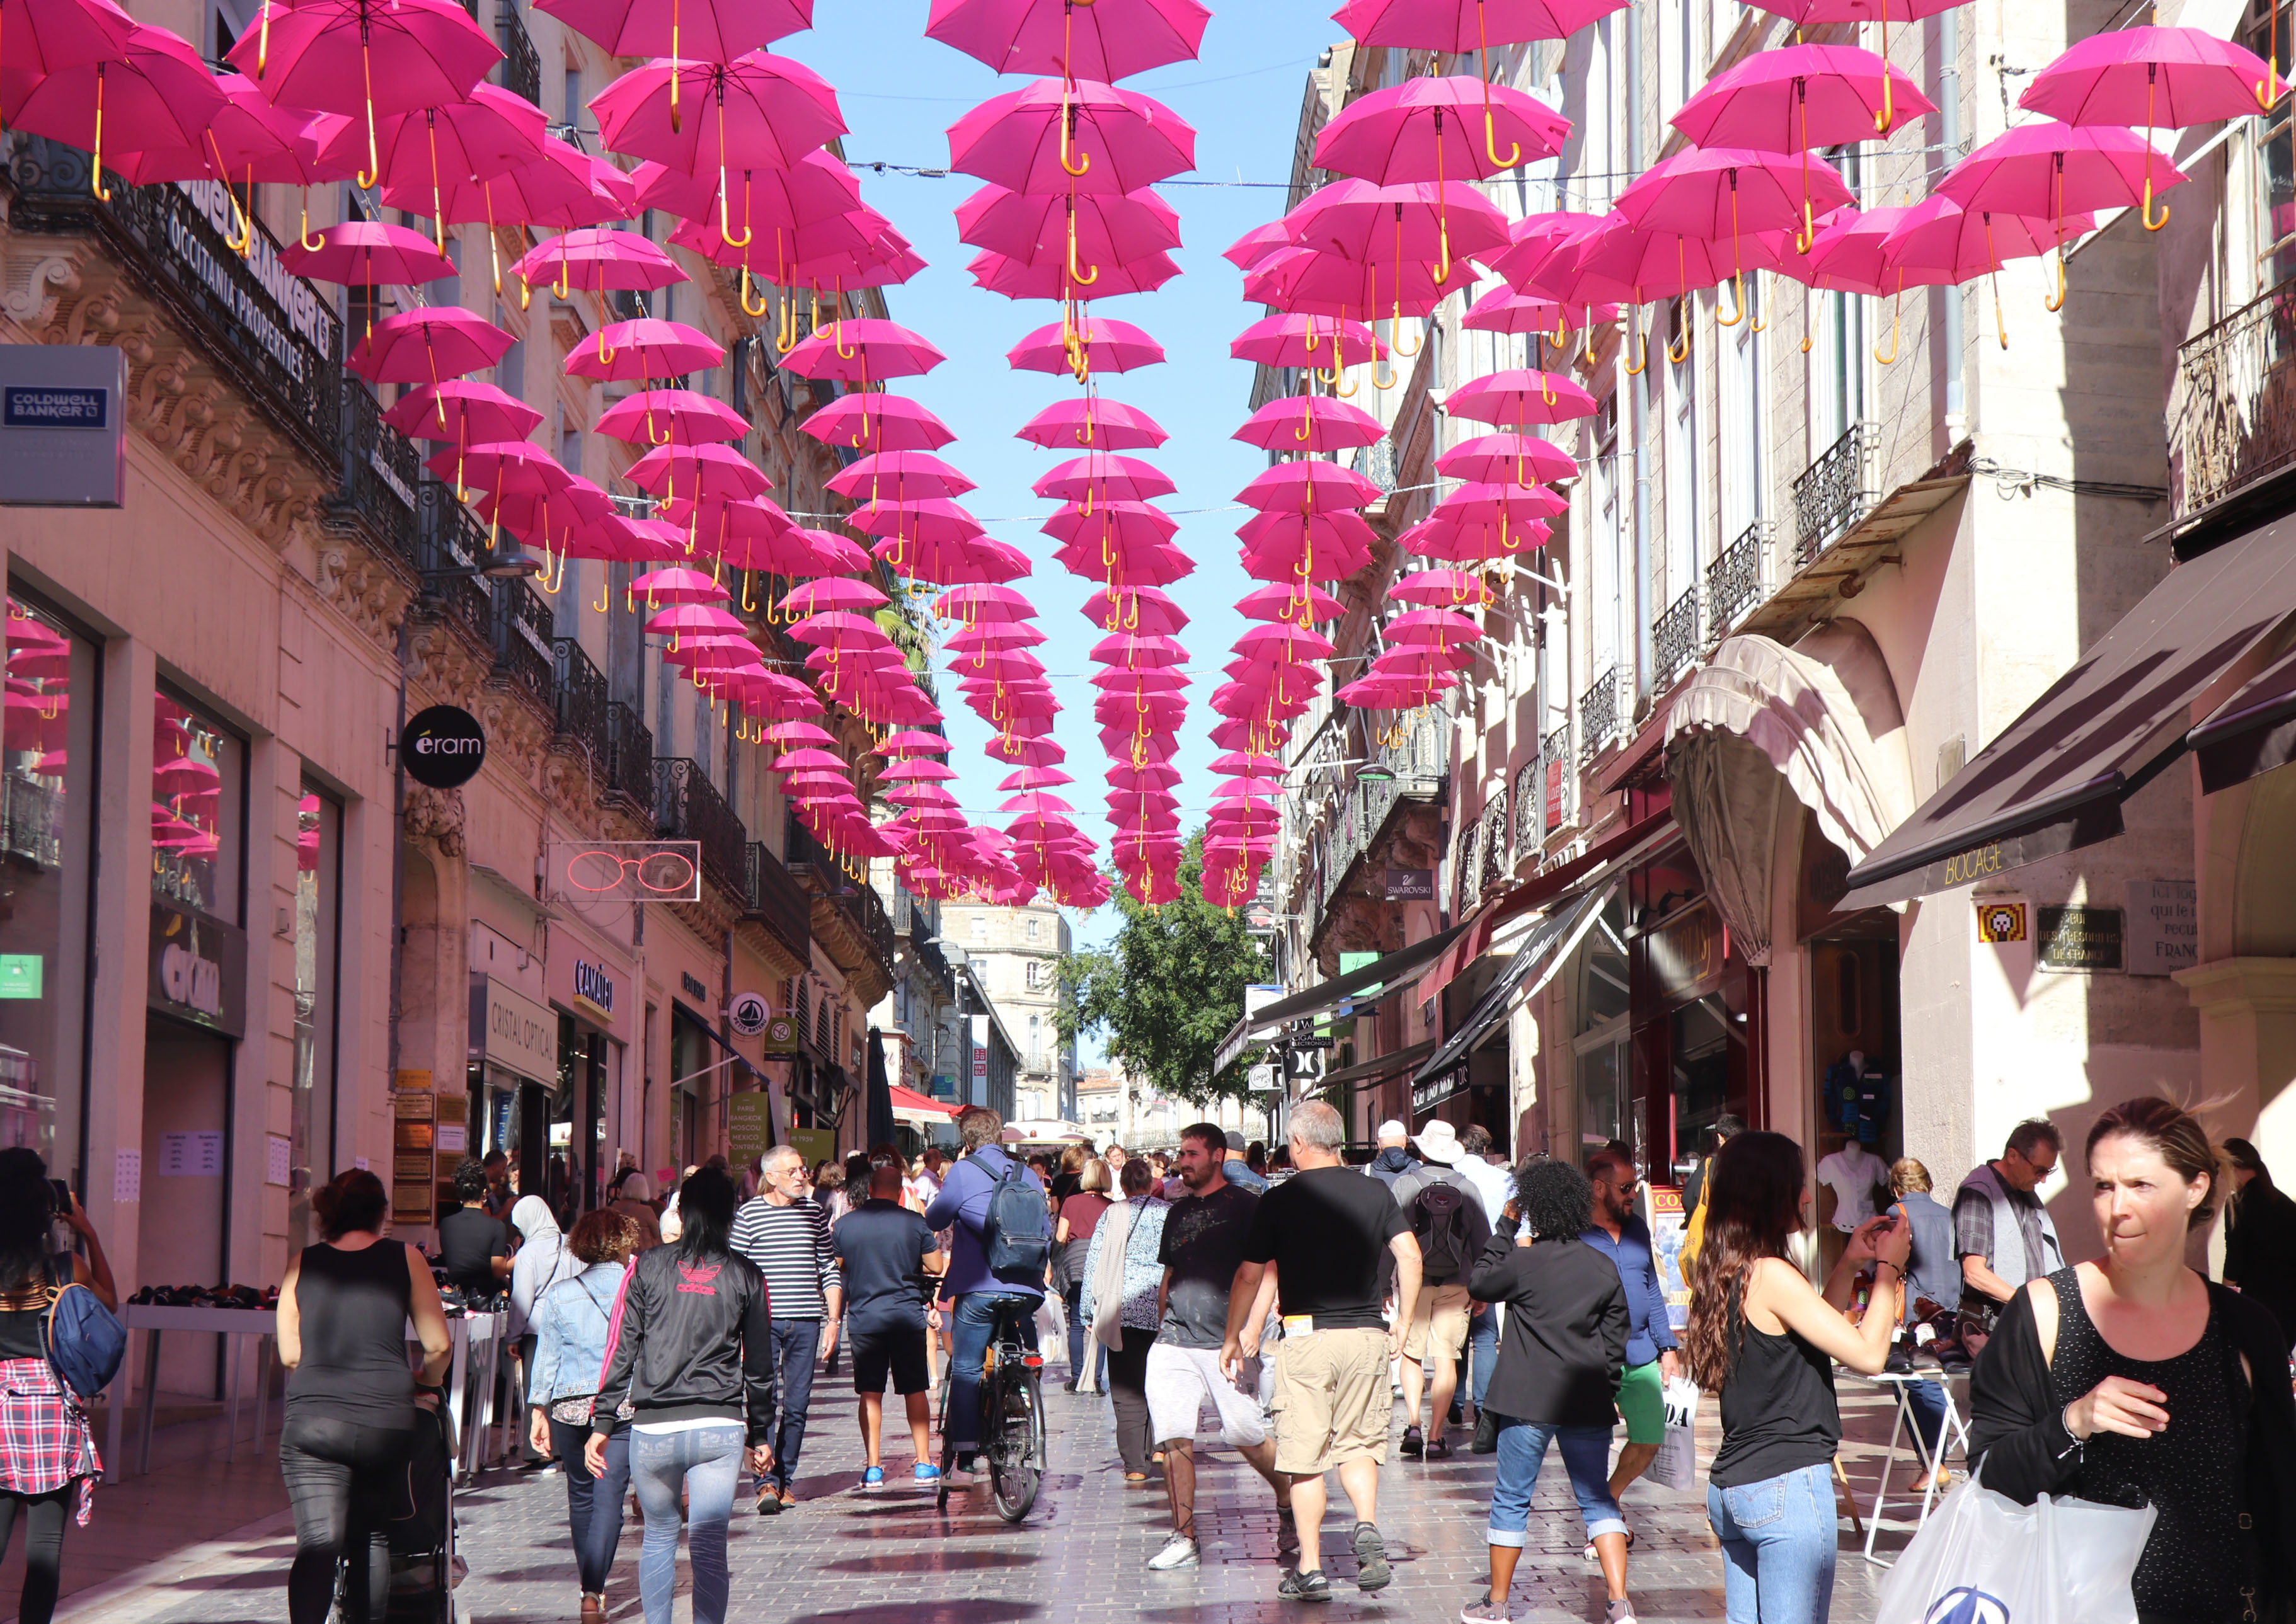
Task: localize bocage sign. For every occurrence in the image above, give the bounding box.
[402,706,486,789]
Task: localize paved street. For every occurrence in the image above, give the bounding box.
[41,1372,1937,1624]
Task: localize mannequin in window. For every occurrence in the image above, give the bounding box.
[1815,1126,1890,1275]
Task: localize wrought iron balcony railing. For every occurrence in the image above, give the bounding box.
[495,1,544,106]
[2171,276,2296,518]
[604,702,653,815]
[1512,757,1541,865]
[743,840,810,961]
[1578,668,1623,767]
[493,578,554,703]
[340,371,420,565]
[1652,584,1702,690]
[785,817,896,971]
[1792,422,1880,568]
[416,479,492,643]
[1541,723,1572,836]
[655,758,747,900]
[1706,518,1771,638]
[913,933,956,1001]
[552,638,609,768]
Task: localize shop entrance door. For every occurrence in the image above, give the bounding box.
[1808,934,1902,1271]
[140,1019,229,1398]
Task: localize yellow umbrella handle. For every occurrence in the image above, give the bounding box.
[1059,93,1092,178]
[2142,74,2169,232]
[92,64,111,200]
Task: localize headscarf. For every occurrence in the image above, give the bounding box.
[508,1194,572,1333]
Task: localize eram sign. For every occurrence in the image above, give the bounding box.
[401,706,486,789]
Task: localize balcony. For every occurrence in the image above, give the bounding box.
[743,840,810,963]
[603,702,653,816]
[1651,584,1702,690]
[553,638,608,769]
[1512,757,1541,866]
[1792,422,1880,568]
[2171,277,2296,520]
[1352,435,1398,493]
[416,480,493,643]
[1705,518,1771,639]
[1539,722,1572,837]
[912,933,956,1002]
[786,816,896,987]
[655,758,747,900]
[1578,667,1623,767]
[494,0,543,106]
[1312,711,1447,922]
[340,374,420,566]
[493,577,554,706]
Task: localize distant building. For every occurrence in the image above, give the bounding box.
[939,902,1076,1125]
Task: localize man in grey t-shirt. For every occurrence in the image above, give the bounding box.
[1139,1122,1294,1574]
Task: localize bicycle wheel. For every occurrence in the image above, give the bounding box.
[990,1367,1044,1523]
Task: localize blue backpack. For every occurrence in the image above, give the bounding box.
[980,1157,1052,1286]
[43,1263,126,1402]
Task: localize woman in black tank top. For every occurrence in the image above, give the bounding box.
[276,1172,454,1624]
[1681,1133,1910,1624]
[1968,1098,2296,1623]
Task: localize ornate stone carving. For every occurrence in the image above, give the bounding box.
[404,786,467,857]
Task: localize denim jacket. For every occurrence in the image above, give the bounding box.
[526,1261,626,1403]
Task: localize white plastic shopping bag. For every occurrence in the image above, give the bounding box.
[1871,1470,2155,1624]
[1648,1376,1701,1491]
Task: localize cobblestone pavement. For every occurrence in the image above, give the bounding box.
[45,1365,1953,1624]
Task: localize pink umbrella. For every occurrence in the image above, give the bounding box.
[1672,43,1934,151]
[829,451,977,503]
[1089,632,1187,668]
[1043,500,1176,549]
[879,536,1033,586]
[383,380,542,445]
[1438,432,1577,484]
[935,585,1038,624]
[348,307,514,389]
[1081,586,1189,636]
[956,183,1181,289]
[314,86,548,244]
[1244,246,1482,323]
[1016,396,1168,450]
[228,0,498,190]
[1408,512,1552,561]
[802,392,955,454]
[1224,220,1293,271]
[1034,453,1174,504]
[628,442,769,505]
[1237,511,1374,581]
[281,220,456,287]
[395,142,632,290]
[0,0,131,80]
[1237,462,1382,514]
[2022,26,2276,159]
[632,146,858,226]
[564,318,725,380]
[1561,214,1792,360]
[1487,208,1609,295]
[597,389,749,445]
[1463,286,1621,345]
[1009,317,1164,375]
[1389,568,1493,607]
[510,228,686,298]
[102,69,326,195]
[629,566,729,606]
[780,319,946,383]
[849,498,984,542]
[536,0,810,64]
[1313,75,1571,182]
[591,51,845,181]
[1286,177,1512,283]
[1054,538,1195,588]
[947,78,1197,197]
[925,0,1210,81]
[1332,0,1625,49]
[1234,395,1384,453]
[1446,369,1598,426]
[1744,0,1963,122]
[1881,197,2097,349]
[969,248,1180,301]
[1232,311,1384,368]
[1236,581,1343,624]
[5,23,227,198]
[1937,124,2183,305]
[1436,481,1568,523]
[1616,145,1853,248]
[779,579,890,619]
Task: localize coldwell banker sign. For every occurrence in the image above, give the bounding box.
[0,345,126,506]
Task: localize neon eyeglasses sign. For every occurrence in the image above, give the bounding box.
[546,840,704,903]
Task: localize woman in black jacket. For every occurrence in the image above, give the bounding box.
[1968,1097,2296,1624]
[1461,1158,1634,1624]
[585,1168,774,1624]
[2221,1137,2296,1352]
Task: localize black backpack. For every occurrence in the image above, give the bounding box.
[981,1157,1053,1286]
[1410,1179,1472,1283]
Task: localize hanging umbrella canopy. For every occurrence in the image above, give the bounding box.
[1053,539,1195,586]
[631,147,859,223]
[313,84,548,214]
[282,220,457,285]
[1616,145,1854,238]
[1081,586,1189,635]
[384,380,542,445]
[2022,26,2273,128]
[784,611,892,648]
[399,137,631,231]
[347,307,514,385]
[1387,607,1486,643]
[1236,581,1344,624]
[1462,285,1622,335]
[803,392,955,453]
[1937,123,2185,224]
[1042,500,1178,549]
[0,0,132,80]
[829,451,976,503]
[537,0,810,60]
[626,442,771,503]
[876,535,1032,585]
[969,248,1180,300]
[1312,75,1571,183]
[509,227,686,294]
[876,730,952,756]
[1231,626,1336,664]
[1231,312,1384,368]
[780,319,946,383]
[1559,215,1788,306]
[6,23,229,192]
[597,389,749,445]
[1008,317,1164,374]
[629,566,728,606]
[1237,506,1379,556]
[1406,512,1553,559]
[1245,245,1482,320]
[1881,197,2096,282]
[1224,220,1293,270]
[1236,461,1383,514]
[591,51,846,173]
[1785,205,1909,295]
[946,623,1046,654]
[925,0,1210,79]
[1389,568,1494,606]
[1437,432,1578,484]
[103,69,332,188]
[1033,453,1175,503]
[956,183,1182,265]
[1331,0,1627,48]
[1445,369,1599,426]
[778,577,889,619]
[947,77,1198,197]
[565,318,725,380]
[1285,176,1513,268]
[847,496,984,541]
[1017,397,1169,450]
[1234,394,1384,452]
[1487,209,1610,294]
[669,205,882,271]
[1672,44,1934,151]
[933,583,1037,623]
[1435,481,1569,522]
[1089,631,1188,666]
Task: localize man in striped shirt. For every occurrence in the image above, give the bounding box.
[731,1145,843,1512]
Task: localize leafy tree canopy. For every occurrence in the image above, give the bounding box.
[1055,832,1273,1107]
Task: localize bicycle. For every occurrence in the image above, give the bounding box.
[935,1295,1047,1523]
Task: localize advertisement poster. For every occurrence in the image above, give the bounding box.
[1648,1185,1689,1332]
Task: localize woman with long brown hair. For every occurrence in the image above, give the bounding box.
[1968,1097,2296,1623]
[1680,1131,1908,1624]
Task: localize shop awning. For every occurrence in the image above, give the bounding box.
[1308,1038,1439,1095]
[1212,921,1474,1071]
[1409,887,1614,1092]
[1841,515,2296,910]
[888,1084,956,1121]
[2190,638,2296,793]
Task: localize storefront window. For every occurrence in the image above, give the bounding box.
[0,597,96,1181]
[152,687,244,922]
[1573,895,1631,1158]
[289,788,342,1252]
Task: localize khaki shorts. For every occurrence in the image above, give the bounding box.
[1402,1282,1473,1363]
[1268,1326,1391,1476]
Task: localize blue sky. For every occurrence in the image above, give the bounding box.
[788,1,1348,975]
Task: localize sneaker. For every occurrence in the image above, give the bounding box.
[1351,1521,1391,1592]
[946,1465,977,1487]
[1276,1507,1300,1569]
[1400,1424,1425,1458]
[859,1467,885,1490]
[1425,1435,1453,1460]
[755,1488,782,1516]
[776,1486,798,1510]
[1148,1535,1200,1571]
[913,1463,941,1487]
[1604,1601,1639,1624]
[1471,1412,1499,1455]
[1278,1569,1332,1603]
[1461,1599,1514,1624]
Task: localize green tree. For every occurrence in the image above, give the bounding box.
[1056,832,1273,1107]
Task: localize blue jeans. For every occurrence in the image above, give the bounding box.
[548,1420,627,1596]
[1706,1461,1837,1624]
[766,1319,820,1491]
[948,1290,1038,1457]
[1905,1379,1949,1465]
[630,1422,744,1624]
[1486,1418,1627,1547]
[1061,1283,1106,1388]
[1468,1305,1499,1410]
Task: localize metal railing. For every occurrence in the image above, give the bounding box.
[913,934,956,1000]
[2171,276,2296,517]
[1,774,62,872]
[1652,585,1702,689]
[1478,792,1509,889]
[339,372,419,565]
[1541,723,1572,835]
[1357,435,1398,493]
[743,840,810,960]
[493,578,554,702]
[416,480,493,643]
[655,758,747,899]
[604,702,653,813]
[495,1,544,106]
[1706,518,1771,637]
[1793,422,1880,567]
[1314,711,1446,918]
[786,818,897,972]
[553,639,608,767]
[1578,667,1623,767]
[1513,758,1541,865]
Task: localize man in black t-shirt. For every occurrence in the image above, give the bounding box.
[832,1160,947,1487]
[1224,1102,1421,1602]
[437,1158,510,1300]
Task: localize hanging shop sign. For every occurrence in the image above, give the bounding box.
[761,1014,800,1055]
[471,975,559,1086]
[0,345,125,507]
[1411,1064,1466,1116]
[401,705,486,789]
[1384,868,1435,901]
[727,990,771,1038]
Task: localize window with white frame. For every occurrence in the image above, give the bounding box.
[1721,281,1762,540]
[1663,301,1699,598]
[2247,1,2296,291]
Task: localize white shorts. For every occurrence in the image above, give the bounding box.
[1144,1340,1268,1449]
